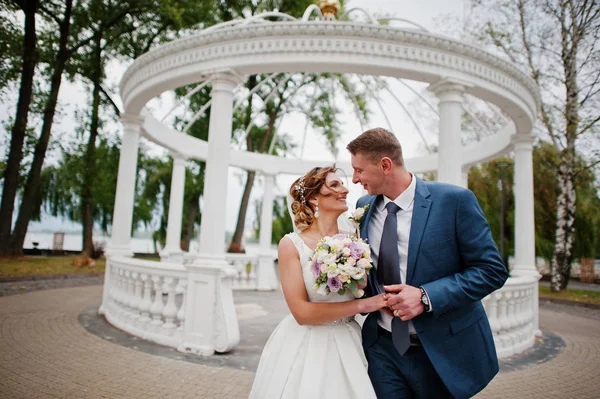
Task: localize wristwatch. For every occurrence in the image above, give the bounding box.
[419,287,431,312]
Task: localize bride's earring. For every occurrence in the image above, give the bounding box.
[314,201,319,219]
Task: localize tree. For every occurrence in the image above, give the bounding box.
[0,0,39,254]
[468,142,600,280]
[0,0,218,256]
[470,0,600,291]
[468,158,515,266]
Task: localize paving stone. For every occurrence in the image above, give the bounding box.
[0,283,599,398]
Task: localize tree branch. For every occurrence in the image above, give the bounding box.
[100,86,121,116]
[577,115,600,137]
[39,4,62,26]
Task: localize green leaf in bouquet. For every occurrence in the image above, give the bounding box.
[349,280,358,293]
[322,244,330,251]
[338,289,346,295]
[357,277,365,286]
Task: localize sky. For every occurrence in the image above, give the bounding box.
[2,0,466,238]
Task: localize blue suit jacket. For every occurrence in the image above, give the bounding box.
[358,178,508,399]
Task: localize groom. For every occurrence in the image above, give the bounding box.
[347,128,508,399]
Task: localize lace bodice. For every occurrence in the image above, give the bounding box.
[285,232,356,304]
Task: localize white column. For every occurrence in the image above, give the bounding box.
[182,72,240,356]
[257,173,278,291]
[461,165,471,189]
[198,73,237,254]
[100,114,142,316]
[109,114,143,255]
[511,134,541,336]
[512,135,536,274]
[428,79,466,186]
[161,152,186,263]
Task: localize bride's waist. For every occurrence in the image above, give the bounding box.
[317,316,355,327]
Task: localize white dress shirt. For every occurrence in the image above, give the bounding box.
[368,173,417,334]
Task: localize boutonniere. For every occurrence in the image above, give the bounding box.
[348,204,370,229]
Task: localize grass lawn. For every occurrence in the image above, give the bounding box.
[0,256,106,277]
[539,285,600,305]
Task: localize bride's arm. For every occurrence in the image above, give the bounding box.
[278,236,387,326]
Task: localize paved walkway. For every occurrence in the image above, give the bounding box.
[0,283,599,398]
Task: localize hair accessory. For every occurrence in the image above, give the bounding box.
[294,176,306,204]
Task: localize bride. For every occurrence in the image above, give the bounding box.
[249,166,387,398]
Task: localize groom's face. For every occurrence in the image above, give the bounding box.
[350,153,384,195]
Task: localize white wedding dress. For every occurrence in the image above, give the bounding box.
[248,232,377,399]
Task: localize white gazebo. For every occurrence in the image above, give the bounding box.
[99,3,541,359]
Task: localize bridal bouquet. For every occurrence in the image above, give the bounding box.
[310,234,373,298]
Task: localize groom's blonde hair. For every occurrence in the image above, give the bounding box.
[346,127,404,166]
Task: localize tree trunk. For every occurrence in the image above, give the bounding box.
[8,0,73,256]
[551,13,579,292]
[550,163,577,291]
[228,170,256,253]
[81,34,103,257]
[181,196,199,251]
[0,0,38,256]
[228,101,278,253]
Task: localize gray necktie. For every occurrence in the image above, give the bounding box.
[378,202,411,356]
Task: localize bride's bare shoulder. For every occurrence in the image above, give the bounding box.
[278,234,298,259]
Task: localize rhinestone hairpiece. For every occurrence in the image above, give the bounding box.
[294,176,306,203]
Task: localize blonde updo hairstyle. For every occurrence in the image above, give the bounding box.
[289,165,338,232]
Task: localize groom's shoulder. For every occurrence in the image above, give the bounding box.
[356,194,376,207]
[423,180,469,198]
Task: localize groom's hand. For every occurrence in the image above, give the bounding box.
[383,284,424,321]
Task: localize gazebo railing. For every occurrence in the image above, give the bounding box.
[102,255,538,358]
[103,256,188,349]
[183,252,263,290]
[483,274,538,358]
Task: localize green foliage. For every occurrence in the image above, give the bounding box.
[470,142,600,262]
[469,158,514,260]
[271,195,294,243]
[38,137,120,231]
[0,11,23,93]
[254,195,294,244]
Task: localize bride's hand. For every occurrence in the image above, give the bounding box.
[359,294,388,314]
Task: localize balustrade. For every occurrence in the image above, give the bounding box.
[102,255,538,359]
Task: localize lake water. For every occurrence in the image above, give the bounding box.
[23,231,272,256]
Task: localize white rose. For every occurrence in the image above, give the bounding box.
[342,247,351,257]
[346,257,357,267]
[342,237,352,245]
[331,240,344,252]
[320,253,336,265]
[357,258,371,269]
[349,268,365,280]
[339,272,350,282]
[353,208,365,219]
[327,269,340,278]
[320,264,328,273]
[316,284,329,296]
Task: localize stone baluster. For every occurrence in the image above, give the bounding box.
[485,294,500,342]
[248,261,257,289]
[149,276,165,331]
[138,273,152,327]
[130,272,142,323]
[496,291,510,353]
[109,265,120,309]
[176,279,187,333]
[162,277,178,334]
[125,270,136,322]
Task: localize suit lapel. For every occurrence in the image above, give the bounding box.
[360,195,380,295]
[359,195,380,242]
[406,179,431,285]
